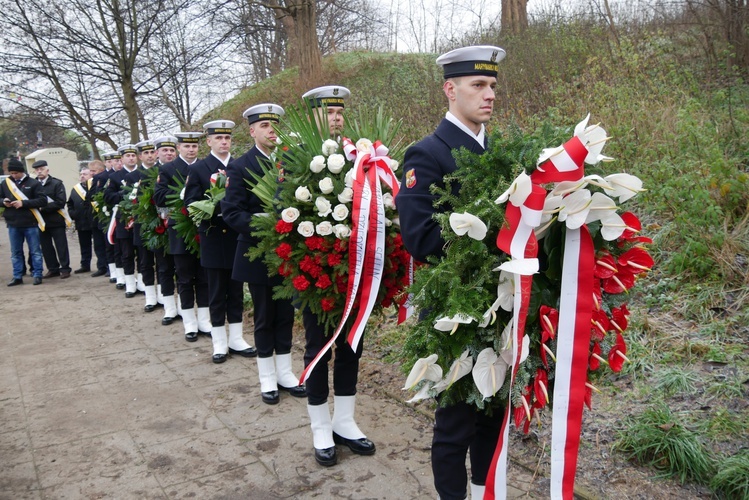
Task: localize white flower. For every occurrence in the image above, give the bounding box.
[406,383,433,403]
[327,154,346,174]
[403,354,442,390]
[495,270,515,312]
[318,177,334,194]
[356,138,373,152]
[297,221,314,237]
[332,204,349,221]
[472,348,509,400]
[384,218,392,227]
[388,159,399,172]
[449,212,488,240]
[603,173,645,203]
[558,189,592,229]
[333,224,351,238]
[322,139,339,156]
[310,155,326,173]
[337,187,354,204]
[382,193,395,210]
[316,221,333,236]
[433,350,473,393]
[281,207,300,223]
[315,196,332,217]
[495,171,532,206]
[344,168,355,188]
[295,186,312,202]
[434,314,474,335]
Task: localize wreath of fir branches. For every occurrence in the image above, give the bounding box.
[132,167,168,251]
[166,176,200,256]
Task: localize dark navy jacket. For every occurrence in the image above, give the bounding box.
[104,167,137,239]
[221,145,277,286]
[66,180,94,232]
[0,175,47,228]
[38,176,68,228]
[395,119,486,262]
[183,153,237,269]
[154,156,195,255]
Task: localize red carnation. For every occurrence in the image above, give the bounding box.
[315,274,332,289]
[275,220,293,234]
[321,297,336,311]
[327,252,342,266]
[278,262,293,277]
[275,242,293,260]
[292,275,310,291]
[305,236,324,251]
[334,239,347,253]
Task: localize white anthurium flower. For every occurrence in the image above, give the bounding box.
[310,155,326,173]
[403,354,443,390]
[599,210,627,241]
[582,123,609,165]
[327,154,346,174]
[497,258,539,276]
[318,177,334,194]
[315,196,332,217]
[558,189,592,229]
[495,171,532,206]
[479,296,504,328]
[406,383,434,403]
[550,174,612,197]
[540,194,564,224]
[434,314,474,335]
[281,207,300,223]
[585,192,618,224]
[433,350,473,393]
[337,187,354,204]
[603,173,645,203]
[536,145,565,167]
[322,139,339,156]
[472,348,509,400]
[295,186,312,202]
[493,269,515,312]
[573,113,591,137]
[498,322,530,366]
[449,212,488,240]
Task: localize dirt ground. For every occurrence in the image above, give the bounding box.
[0,225,719,499]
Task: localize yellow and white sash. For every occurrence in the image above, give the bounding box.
[4,177,46,231]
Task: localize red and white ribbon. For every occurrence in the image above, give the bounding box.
[106,205,118,245]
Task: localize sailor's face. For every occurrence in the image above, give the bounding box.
[445,75,497,129]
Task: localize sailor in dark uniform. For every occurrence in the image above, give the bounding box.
[153,131,211,340]
[125,139,159,307]
[394,45,506,500]
[104,144,139,296]
[85,160,109,277]
[152,136,180,324]
[92,151,120,282]
[222,104,307,405]
[183,120,257,363]
[295,86,375,468]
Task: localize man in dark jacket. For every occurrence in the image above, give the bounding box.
[2,158,47,285]
[66,167,97,273]
[33,160,72,278]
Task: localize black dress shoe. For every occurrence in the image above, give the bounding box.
[125,291,136,298]
[162,316,175,325]
[7,278,23,286]
[212,353,227,364]
[314,446,337,467]
[116,283,125,289]
[199,330,212,337]
[185,331,198,342]
[279,384,307,397]
[144,304,157,312]
[33,277,42,285]
[228,346,258,357]
[91,269,106,277]
[60,271,71,279]
[262,390,280,405]
[43,271,60,278]
[109,277,117,283]
[74,267,90,274]
[333,432,376,455]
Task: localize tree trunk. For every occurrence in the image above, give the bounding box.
[501,0,528,36]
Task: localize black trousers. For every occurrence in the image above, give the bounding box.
[302,309,362,405]
[40,225,71,273]
[155,249,175,295]
[431,402,504,500]
[137,245,155,285]
[205,267,243,326]
[174,253,208,309]
[248,284,294,358]
[76,229,92,268]
[117,236,135,274]
[91,227,108,271]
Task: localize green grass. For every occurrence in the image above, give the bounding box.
[710,451,749,500]
[651,367,700,396]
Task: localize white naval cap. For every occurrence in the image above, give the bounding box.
[202,119,235,135]
[242,103,285,125]
[153,136,178,149]
[174,131,203,144]
[301,85,350,108]
[117,144,138,155]
[436,45,506,79]
[135,140,155,153]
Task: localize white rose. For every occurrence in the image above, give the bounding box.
[356,138,373,152]
[332,204,349,221]
[327,154,346,174]
[337,187,354,204]
[315,196,332,217]
[384,218,393,227]
[382,192,395,209]
[297,220,314,238]
[319,177,334,194]
[391,216,400,227]
[316,221,333,236]
[388,159,399,172]
[333,224,351,239]
[281,207,300,223]
[310,155,326,173]
[295,186,312,202]
[344,168,355,188]
[322,139,339,156]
